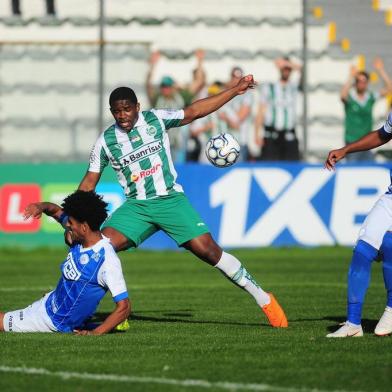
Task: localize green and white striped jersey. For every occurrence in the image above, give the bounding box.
[88,109,185,200]
[259,81,298,131]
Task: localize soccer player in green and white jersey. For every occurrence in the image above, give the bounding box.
[79,75,288,328]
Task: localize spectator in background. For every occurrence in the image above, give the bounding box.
[146,49,206,163]
[11,0,56,16]
[222,67,255,161]
[341,58,392,162]
[254,57,302,161]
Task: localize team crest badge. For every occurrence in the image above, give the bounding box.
[146,125,157,136]
[80,254,89,265]
[91,252,101,262]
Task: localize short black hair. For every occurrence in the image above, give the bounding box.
[109,87,138,107]
[61,190,108,231]
[356,71,370,81]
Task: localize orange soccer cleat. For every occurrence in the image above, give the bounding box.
[262,293,288,328]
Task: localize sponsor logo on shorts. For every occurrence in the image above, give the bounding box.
[120,140,162,166]
[197,222,205,226]
[8,315,13,331]
[19,311,24,321]
[131,163,162,182]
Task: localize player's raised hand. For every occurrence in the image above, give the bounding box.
[325,148,346,171]
[236,75,256,95]
[23,203,43,220]
[349,65,358,78]
[373,57,384,71]
[195,48,205,62]
[149,50,160,65]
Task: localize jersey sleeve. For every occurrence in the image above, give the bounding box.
[151,108,185,130]
[378,112,392,141]
[88,136,109,173]
[97,251,128,303]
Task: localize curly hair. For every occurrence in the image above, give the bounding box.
[61,190,108,231]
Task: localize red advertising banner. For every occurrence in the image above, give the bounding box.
[0,184,41,233]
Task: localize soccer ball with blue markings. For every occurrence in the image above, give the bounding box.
[205,133,240,168]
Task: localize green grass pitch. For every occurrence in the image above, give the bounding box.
[1,246,392,392]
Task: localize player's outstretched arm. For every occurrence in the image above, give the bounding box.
[23,202,62,221]
[78,171,102,191]
[181,75,256,125]
[74,298,131,336]
[24,201,72,244]
[325,130,388,170]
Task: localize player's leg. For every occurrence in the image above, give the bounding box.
[2,296,56,333]
[327,194,392,337]
[155,192,287,327]
[283,131,300,161]
[182,233,288,327]
[0,312,4,332]
[101,227,133,251]
[375,231,392,335]
[260,126,278,161]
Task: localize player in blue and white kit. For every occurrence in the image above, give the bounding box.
[325,112,392,337]
[0,190,130,335]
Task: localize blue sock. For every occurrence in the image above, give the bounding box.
[381,232,392,308]
[347,240,377,325]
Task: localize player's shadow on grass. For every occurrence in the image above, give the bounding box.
[92,311,267,327]
[324,315,378,333]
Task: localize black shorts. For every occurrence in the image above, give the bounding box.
[260,126,300,161]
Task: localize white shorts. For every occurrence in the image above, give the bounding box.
[358,193,392,250]
[3,293,57,333]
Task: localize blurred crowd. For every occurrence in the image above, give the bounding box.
[146,50,392,163]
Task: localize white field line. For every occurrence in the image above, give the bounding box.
[0,365,363,392]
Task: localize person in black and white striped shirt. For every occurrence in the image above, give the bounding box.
[254,57,302,161]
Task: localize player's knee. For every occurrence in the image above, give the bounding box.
[353,240,378,263]
[102,227,130,252]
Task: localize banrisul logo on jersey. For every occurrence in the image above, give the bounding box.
[120,140,162,166]
[131,163,162,182]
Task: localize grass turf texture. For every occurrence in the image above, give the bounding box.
[0,247,392,392]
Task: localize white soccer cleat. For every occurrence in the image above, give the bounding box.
[326,322,363,338]
[374,307,392,336]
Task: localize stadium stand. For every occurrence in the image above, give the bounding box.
[1,0,379,161]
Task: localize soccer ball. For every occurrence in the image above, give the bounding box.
[205,133,240,168]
